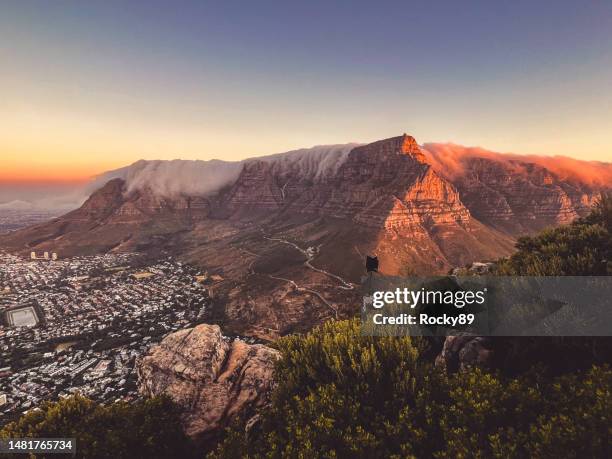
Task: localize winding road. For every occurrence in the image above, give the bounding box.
[262,233,355,290]
[238,230,357,320]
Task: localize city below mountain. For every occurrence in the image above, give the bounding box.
[1,134,610,338]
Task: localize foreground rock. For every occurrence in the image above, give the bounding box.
[137,324,279,442]
[435,336,494,372]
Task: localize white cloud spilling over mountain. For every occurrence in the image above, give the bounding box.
[5,140,609,212]
[256,144,361,180]
[0,144,360,211]
[94,159,244,197]
[91,143,360,198]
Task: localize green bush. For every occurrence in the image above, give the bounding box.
[0,395,194,459]
[209,319,611,458]
[492,193,612,374]
[496,193,611,276]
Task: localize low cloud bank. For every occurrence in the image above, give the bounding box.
[93,159,244,197]
[3,141,609,212]
[0,184,90,211]
[91,144,359,198]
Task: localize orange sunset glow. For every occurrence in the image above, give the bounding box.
[1,1,610,184]
[1,161,108,184]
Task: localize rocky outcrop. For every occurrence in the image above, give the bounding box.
[435,335,495,372]
[137,324,279,442]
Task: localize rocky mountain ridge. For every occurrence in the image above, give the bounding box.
[7,134,602,241]
[451,156,599,234]
[224,135,472,228]
[37,134,604,236]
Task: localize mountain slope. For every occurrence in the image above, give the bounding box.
[421,143,609,234]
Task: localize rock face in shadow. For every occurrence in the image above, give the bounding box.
[451,157,598,234]
[435,336,495,372]
[137,324,279,442]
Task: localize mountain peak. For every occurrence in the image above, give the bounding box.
[396,134,428,161]
[79,177,125,216]
[349,134,427,163]
[399,133,421,154]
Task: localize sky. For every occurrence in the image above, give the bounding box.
[1,0,611,184]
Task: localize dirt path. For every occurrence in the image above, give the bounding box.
[238,238,342,320]
[266,273,338,320]
[262,233,355,290]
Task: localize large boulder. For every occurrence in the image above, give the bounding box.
[435,335,494,372]
[137,324,279,442]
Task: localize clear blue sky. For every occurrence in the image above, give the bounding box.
[1,0,611,181]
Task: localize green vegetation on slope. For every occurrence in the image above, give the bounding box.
[490,193,612,375]
[0,395,195,459]
[496,193,611,275]
[210,319,610,458]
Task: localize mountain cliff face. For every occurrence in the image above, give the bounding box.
[450,157,597,234]
[1,134,608,339]
[225,135,471,229]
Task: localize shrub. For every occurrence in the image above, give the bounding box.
[209,319,611,458]
[496,193,611,276]
[0,395,194,459]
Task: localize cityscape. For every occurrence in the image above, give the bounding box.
[0,209,62,235]
[0,250,214,424]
